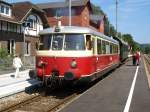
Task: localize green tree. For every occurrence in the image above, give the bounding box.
[122,34,141,53]
[117,32,122,39]
[132,42,141,52]
[144,45,150,54]
[109,24,117,37]
[91,4,104,15]
[122,34,134,45]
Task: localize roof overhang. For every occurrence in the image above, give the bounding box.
[0,1,12,6]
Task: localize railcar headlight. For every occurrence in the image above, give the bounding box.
[38,60,44,67]
[71,59,77,68]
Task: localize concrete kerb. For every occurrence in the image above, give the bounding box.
[0,79,41,99]
[143,57,150,89]
[0,69,31,78]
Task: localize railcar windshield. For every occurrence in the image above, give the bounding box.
[52,34,64,50]
[64,34,85,50]
[39,35,52,50]
[39,34,85,51]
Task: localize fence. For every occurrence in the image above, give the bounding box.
[0,57,13,70]
[0,56,35,71]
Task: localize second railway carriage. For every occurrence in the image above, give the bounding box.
[113,36,128,62]
[33,26,120,85]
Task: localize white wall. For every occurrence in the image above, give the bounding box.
[23,14,43,36]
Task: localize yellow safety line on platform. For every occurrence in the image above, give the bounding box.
[143,57,150,89]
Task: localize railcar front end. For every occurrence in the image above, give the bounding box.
[35,33,96,86]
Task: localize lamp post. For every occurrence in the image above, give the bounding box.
[22,22,30,63]
[69,0,72,26]
[65,0,72,26]
[116,0,118,37]
[22,23,26,63]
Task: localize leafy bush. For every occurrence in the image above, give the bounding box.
[0,49,13,70]
[0,48,9,58]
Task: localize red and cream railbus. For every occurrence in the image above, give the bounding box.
[34,26,120,85]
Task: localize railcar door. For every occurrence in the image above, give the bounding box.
[92,36,97,72]
[85,35,96,73]
[96,38,102,71]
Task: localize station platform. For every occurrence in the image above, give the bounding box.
[59,58,150,112]
[0,70,40,98]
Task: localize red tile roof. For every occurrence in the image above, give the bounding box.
[0,1,47,25]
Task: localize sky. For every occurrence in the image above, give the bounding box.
[7,0,150,44]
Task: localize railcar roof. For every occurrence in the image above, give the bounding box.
[113,36,128,46]
[39,26,119,44]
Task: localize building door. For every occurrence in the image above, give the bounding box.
[25,41,31,56]
[7,40,15,55]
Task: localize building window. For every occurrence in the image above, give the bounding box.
[52,8,76,17]
[7,23,18,32]
[6,7,9,14]
[27,15,37,30]
[17,24,21,33]
[1,5,5,13]
[7,40,15,55]
[0,5,11,16]
[28,19,33,28]
[25,41,31,55]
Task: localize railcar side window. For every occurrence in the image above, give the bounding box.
[52,34,63,50]
[105,42,110,54]
[86,35,92,50]
[39,35,52,50]
[110,44,113,54]
[97,39,101,54]
[115,45,119,53]
[64,34,85,50]
[102,41,106,54]
[112,44,118,54]
[112,44,115,54]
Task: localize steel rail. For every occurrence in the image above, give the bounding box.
[1,92,78,112]
[144,54,150,75]
[47,93,78,112]
[0,94,41,112]
[144,54,150,65]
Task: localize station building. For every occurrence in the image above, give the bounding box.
[37,0,106,34]
[0,1,48,56]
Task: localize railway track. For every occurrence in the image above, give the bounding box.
[144,54,150,64]
[144,54,150,69]
[46,93,78,112]
[143,54,150,88]
[0,94,41,112]
[0,86,83,112]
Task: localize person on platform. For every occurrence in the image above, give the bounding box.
[13,54,23,78]
[132,53,136,66]
[136,49,141,65]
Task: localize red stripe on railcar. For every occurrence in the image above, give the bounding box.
[36,54,119,80]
